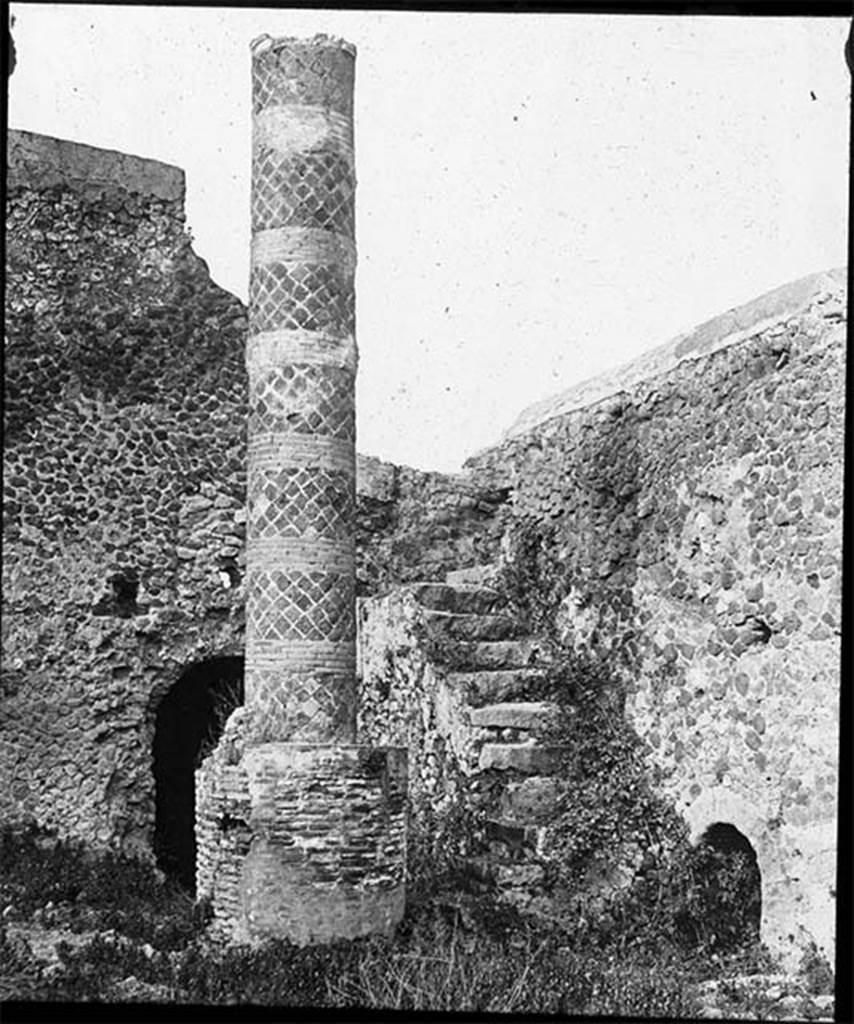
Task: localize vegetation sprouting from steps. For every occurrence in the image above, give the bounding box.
[496,517,769,961]
[0,518,831,1011]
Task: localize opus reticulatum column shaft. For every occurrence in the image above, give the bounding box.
[192,33,407,946]
[246,33,358,743]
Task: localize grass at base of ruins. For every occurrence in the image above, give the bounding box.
[0,823,831,1016]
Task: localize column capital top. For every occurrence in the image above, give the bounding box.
[250,33,356,59]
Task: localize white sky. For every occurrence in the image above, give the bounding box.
[8,6,850,472]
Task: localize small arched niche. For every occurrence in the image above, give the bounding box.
[693,821,762,950]
[152,656,244,891]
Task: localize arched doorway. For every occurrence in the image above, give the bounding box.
[152,656,244,891]
[690,821,762,952]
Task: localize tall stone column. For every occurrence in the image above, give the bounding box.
[246,32,358,747]
[195,34,406,946]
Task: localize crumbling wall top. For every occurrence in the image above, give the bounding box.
[7,129,185,202]
[503,266,847,441]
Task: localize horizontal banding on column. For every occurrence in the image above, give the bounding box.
[244,740,405,760]
[252,228,356,274]
[244,742,406,781]
[246,638,355,673]
[247,330,357,374]
[247,537,354,573]
[254,105,353,161]
[249,434,355,473]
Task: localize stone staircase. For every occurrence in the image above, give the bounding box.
[404,567,568,905]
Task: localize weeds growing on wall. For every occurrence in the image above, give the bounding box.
[195,676,243,768]
[798,942,835,996]
[405,797,487,905]
[496,518,767,962]
[498,518,575,641]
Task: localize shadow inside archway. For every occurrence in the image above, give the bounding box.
[681,821,762,953]
[152,656,244,891]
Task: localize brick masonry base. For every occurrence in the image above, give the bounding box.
[196,713,407,944]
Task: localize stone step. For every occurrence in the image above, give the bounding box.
[447,668,550,706]
[490,862,547,888]
[499,776,563,822]
[464,854,548,890]
[483,817,541,850]
[469,701,560,731]
[462,855,497,883]
[406,582,505,616]
[421,609,520,642]
[445,563,501,588]
[450,639,541,671]
[479,742,563,773]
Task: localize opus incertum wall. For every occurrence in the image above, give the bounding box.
[465,268,845,968]
[4,129,249,857]
[195,34,407,945]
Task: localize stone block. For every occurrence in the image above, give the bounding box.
[356,454,397,503]
[493,862,546,886]
[406,582,505,615]
[484,818,540,850]
[421,609,518,642]
[447,668,549,705]
[479,743,562,773]
[445,564,500,587]
[451,640,539,670]
[499,776,563,821]
[469,701,559,731]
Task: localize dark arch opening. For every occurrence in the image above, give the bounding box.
[690,821,762,952]
[152,656,244,892]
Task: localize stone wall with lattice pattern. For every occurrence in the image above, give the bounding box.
[246,35,358,744]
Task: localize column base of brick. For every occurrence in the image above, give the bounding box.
[196,720,407,945]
